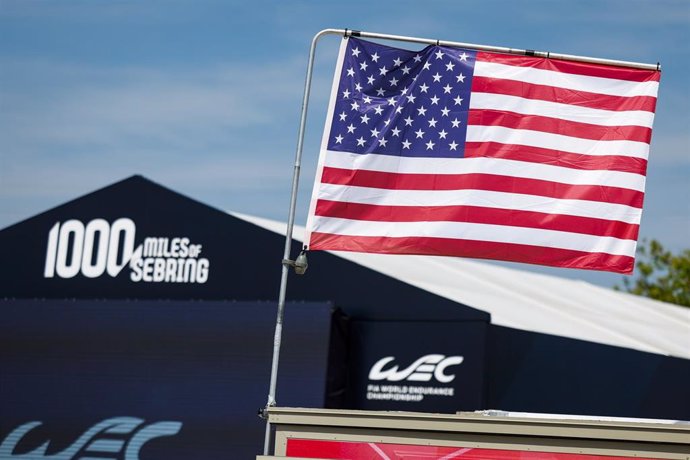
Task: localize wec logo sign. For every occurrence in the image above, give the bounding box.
[368,354,464,383]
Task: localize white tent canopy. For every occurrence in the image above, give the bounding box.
[233,212,690,360]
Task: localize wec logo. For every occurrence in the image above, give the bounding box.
[0,417,181,460]
[368,354,464,383]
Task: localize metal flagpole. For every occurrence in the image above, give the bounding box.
[261,26,659,455]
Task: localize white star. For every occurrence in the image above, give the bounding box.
[379,138,388,147]
[383,118,391,126]
[362,95,372,104]
[404,116,414,126]
[379,66,388,76]
[395,105,404,114]
[371,52,380,63]
[400,86,408,95]
[443,84,453,94]
[402,139,412,149]
[356,136,366,146]
[360,113,370,124]
[360,61,368,71]
[435,50,444,60]
[426,140,435,150]
[374,106,384,115]
[438,129,448,139]
[423,62,432,71]
[407,94,417,103]
[459,52,469,62]
[453,96,463,106]
[376,87,385,96]
[350,101,360,111]
[456,73,466,83]
[393,57,403,67]
[413,54,422,63]
[428,118,438,128]
[352,47,361,57]
[347,124,356,133]
[342,89,351,99]
[389,76,399,86]
[419,83,429,93]
[391,126,401,137]
[370,127,380,137]
[339,111,347,121]
[430,95,440,105]
[335,134,343,144]
[401,65,411,75]
[355,83,363,92]
[388,97,396,106]
[446,61,455,71]
[417,106,427,116]
[441,106,450,117]
[346,67,355,77]
[449,141,459,150]
[432,72,442,82]
[367,75,375,85]
[451,118,461,128]
[415,128,425,139]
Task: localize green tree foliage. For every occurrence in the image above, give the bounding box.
[616,239,690,307]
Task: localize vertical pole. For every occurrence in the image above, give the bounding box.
[262,29,339,455]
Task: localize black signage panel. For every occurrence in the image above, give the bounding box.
[0,299,333,460]
[347,320,487,413]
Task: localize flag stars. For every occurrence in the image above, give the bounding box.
[419,83,429,93]
[342,89,351,99]
[413,54,422,63]
[371,52,380,63]
[370,127,380,137]
[360,114,370,124]
[359,61,369,71]
[379,138,388,147]
[456,73,466,83]
[388,97,396,106]
[383,119,391,126]
[451,118,461,128]
[379,66,389,76]
[445,61,455,71]
[435,50,444,60]
[404,116,414,126]
[346,67,355,77]
[367,75,375,85]
[355,82,363,92]
[459,52,469,62]
[423,61,432,71]
[426,140,436,150]
[430,95,440,105]
[449,141,459,150]
[350,101,360,111]
[391,127,401,137]
[415,128,425,139]
[443,84,453,94]
[407,94,417,103]
[402,139,412,149]
[362,95,372,104]
[393,57,403,67]
[453,96,464,106]
[347,124,356,133]
[438,129,448,139]
[401,65,411,75]
[356,136,366,146]
[374,106,384,115]
[441,106,450,117]
[376,88,385,96]
[334,134,343,144]
[417,106,427,116]
[339,111,347,121]
[395,105,404,114]
[428,118,438,128]
[432,72,442,82]
[351,47,361,57]
[389,76,399,86]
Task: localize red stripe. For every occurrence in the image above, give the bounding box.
[476,52,661,83]
[464,142,648,175]
[308,233,634,274]
[468,109,652,144]
[472,76,657,113]
[315,200,640,240]
[320,167,644,208]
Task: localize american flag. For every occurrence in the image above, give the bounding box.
[305,37,660,274]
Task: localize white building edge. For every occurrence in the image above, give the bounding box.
[233,212,690,361]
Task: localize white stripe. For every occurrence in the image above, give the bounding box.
[310,216,638,257]
[316,183,643,224]
[322,150,647,192]
[469,92,655,129]
[466,125,650,159]
[474,60,659,98]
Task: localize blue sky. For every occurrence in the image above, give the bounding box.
[1,0,688,287]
